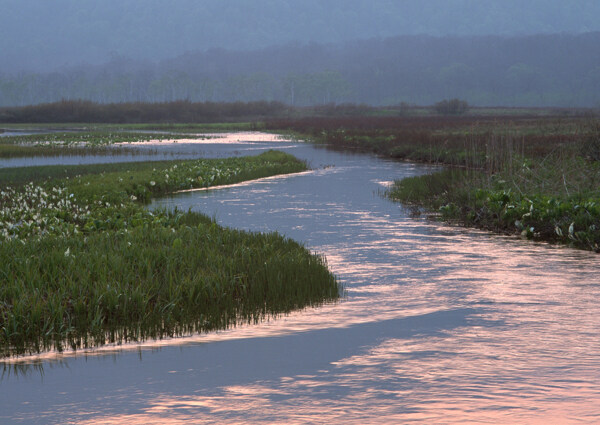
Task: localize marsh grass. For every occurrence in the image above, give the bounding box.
[64,150,309,205]
[271,114,600,251]
[267,115,592,167]
[1,213,338,356]
[0,151,340,357]
[0,131,203,158]
[389,133,600,251]
[0,142,144,159]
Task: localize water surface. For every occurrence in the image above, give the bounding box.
[1,135,599,424]
[0,132,294,168]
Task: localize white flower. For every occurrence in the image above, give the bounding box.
[64,248,70,257]
[150,181,156,186]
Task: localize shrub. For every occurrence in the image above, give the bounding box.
[433,98,469,115]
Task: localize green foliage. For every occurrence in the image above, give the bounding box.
[0,130,200,147]
[0,130,169,158]
[279,114,600,251]
[0,214,339,356]
[0,151,340,356]
[388,148,600,251]
[387,169,469,207]
[0,151,307,241]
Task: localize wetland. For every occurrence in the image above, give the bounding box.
[1,130,599,423]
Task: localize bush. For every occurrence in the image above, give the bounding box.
[433,98,469,115]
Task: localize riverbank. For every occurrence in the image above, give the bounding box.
[267,115,600,251]
[0,150,340,357]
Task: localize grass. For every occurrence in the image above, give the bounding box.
[0,150,340,357]
[268,114,600,251]
[0,130,213,158]
[0,142,145,159]
[387,127,600,251]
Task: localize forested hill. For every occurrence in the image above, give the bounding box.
[2,0,600,73]
[2,33,599,108]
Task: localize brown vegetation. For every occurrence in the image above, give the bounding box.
[0,99,290,124]
[266,114,593,168]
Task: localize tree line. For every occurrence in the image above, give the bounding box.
[1,33,599,107]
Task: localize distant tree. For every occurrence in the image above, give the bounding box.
[437,62,475,98]
[505,63,544,93]
[433,98,469,115]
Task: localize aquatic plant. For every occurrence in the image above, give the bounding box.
[0,130,210,158]
[389,151,600,251]
[270,114,600,251]
[0,151,340,357]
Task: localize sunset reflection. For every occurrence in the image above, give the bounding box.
[2,140,600,425]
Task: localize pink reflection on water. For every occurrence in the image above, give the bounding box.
[20,221,600,424]
[115,131,293,146]
[4,155,600,424]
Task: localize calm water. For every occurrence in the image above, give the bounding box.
[0,132,292,168]
[2,135,600,424]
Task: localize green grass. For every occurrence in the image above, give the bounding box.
[388,153,600,251]
[0,130,213,159]
[1,213,338,356]
[0,125,270,158]
[0,150,340,357]
[269,114,600,251]
[0,142,143,159]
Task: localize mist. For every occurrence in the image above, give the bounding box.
[1,0,600,107]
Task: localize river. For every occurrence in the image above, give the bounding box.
[2,134,600,424]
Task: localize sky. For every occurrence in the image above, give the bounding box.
[1,0,600,73]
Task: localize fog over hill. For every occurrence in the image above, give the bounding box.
[2,0,600,72]
[1,32,600,108]
[1,1,600,107]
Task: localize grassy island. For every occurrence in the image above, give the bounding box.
[0,130,212,159]
[0,150,340,357]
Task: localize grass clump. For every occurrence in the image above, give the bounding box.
[0,151,340,357]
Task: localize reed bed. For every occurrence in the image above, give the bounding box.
[0,151,340,357]
[267,115,591,168]
[269,114,600,251]
[386,121,600,251]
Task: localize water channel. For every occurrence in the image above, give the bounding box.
[2,134,600,424]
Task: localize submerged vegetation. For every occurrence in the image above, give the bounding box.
[268,114,600,251]
[0,150,340,357]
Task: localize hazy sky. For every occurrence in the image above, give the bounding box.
[1,0,600,72]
